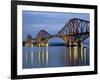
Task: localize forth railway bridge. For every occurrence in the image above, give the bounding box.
[23,18,90,66]
[24,18,89,47]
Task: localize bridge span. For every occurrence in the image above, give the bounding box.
[25,18,89,46]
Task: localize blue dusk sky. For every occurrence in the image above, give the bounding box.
[22,11,89,42]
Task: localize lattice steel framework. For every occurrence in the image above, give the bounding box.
[29,18,90,44]
[36,30,51,44]
[58,18,90,42]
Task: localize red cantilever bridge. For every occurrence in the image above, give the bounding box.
[25,18,90,46]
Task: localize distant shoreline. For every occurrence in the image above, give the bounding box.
[23,42,86,47]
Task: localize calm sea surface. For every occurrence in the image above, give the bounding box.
[23,44,89,69]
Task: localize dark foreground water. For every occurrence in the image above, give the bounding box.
[23,45,89,69]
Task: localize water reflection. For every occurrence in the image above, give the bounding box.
[42,44,44,64]
[31,47,34,64]
[83,47,86,65]
[38,45,41,64]
[46,44,48,65]
[69,42,72,64]
[81,43,83,64]
[73,42,78,65]
[23,43,89,68]
[25,51,28,63]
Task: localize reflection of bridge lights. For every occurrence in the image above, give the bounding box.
[31,48,34,64]
[83,47,86,65]
[42,45,44,64]
[46,45,48,65]
[38,47,41,64]
[69,42,72,63]
[73,42,78,65]
[81,43,84,63]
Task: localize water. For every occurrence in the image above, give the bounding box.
[23,44,89,69]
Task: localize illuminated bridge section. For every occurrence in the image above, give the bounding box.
[36,30,52,44]
[58,18,90,43]
[25,18,90,45]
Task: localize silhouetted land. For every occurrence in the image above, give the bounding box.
[23,41,83,47]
